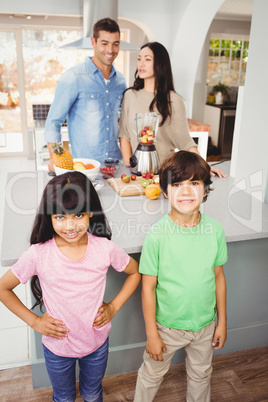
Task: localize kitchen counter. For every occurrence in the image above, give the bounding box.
[34,118,210,170]
[1,161,268,387]
[187,118,211,132]
[1,161,267,267]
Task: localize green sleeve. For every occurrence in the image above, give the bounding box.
[214,225,228,267]
[139,231,159,276]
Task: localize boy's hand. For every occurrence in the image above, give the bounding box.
[93,302,116,328]
[212,323,227,349]
[146,335,167,361]
[32,312,68,339]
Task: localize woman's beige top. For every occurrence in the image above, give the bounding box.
[118,89,196,163]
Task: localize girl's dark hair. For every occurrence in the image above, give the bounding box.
[128,42,175,126]
[159,151,213,200]
[30,171,111,311]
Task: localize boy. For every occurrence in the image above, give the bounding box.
[134,151,227,402]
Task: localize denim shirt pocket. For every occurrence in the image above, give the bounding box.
[77,92,101,113]
[111,93,123,114]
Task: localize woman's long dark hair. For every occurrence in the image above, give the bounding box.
[129,42,175,126]
[30,171,111,311]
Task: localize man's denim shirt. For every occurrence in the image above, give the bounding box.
[44,57,126,161]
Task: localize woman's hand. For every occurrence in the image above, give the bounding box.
[32,312,69,339]
[210,165,227,178]
[93,302,116,328]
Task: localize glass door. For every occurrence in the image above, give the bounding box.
[0,29,25,154]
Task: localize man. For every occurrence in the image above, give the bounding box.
[44,18,126,171]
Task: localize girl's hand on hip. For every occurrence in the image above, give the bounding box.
[32,312,68,339]
[93,302,116,328]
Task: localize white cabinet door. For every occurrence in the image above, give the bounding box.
[204,105,221,147]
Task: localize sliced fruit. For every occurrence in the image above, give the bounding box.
[85,163,95,170]
[145,184,161,200]
[73,162,86,170]
[121,174,127,180]
[122,175,130,183]
[141,179,150,188]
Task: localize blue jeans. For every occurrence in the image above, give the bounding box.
[42,338,109,402]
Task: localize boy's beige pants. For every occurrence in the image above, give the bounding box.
[134,320,215,402]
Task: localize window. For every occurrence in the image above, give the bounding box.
[0,16,129,155]
[207,36,249,87]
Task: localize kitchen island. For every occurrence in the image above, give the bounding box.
[1,161,268,388]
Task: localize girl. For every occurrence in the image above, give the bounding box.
[118,41,225,177]
[0,171,140,402]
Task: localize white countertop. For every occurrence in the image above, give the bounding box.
[1,161,268,267]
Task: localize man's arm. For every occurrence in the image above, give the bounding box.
[213,265,227,349]
[142,274,167,361]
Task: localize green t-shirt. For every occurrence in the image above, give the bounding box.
[139,213,228,332]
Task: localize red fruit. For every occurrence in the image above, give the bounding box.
[142,173,147,178]
[150,172,154,178]
[145,174,152,180]
[131,175,136,180]
[121,174,126,180]
[147,140,153,145]
[144,126,149,131]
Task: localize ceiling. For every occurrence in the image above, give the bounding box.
[215,0,253,21]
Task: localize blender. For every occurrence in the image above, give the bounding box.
[130,112,160,175]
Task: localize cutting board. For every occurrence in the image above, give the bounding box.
[107,176,159,197]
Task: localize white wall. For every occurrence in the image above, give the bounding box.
[0,0,81,15]
[230,0,268,201]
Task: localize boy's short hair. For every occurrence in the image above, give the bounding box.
[159,151,213,201]
[93,18,120,41]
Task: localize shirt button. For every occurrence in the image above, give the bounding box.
[106,152,108,155]
[106,102,109,106]
[106,90,109,93]
[91,95,94,98]
[107,115,109,118]
[107,128,109,131]
[106,140,109,143]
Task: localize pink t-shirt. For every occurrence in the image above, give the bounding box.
[11,232,130,358]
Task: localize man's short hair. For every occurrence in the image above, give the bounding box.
[93,18,120,40]
[159,151,212,201]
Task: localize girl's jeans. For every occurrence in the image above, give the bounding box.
[42,338,109,402]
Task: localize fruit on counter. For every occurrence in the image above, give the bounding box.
[145,184,161,200]
[142,173,147,178]
[85,163,95,170]
[73,161,86,170]
[122,175,131,183]
[141,179,155,188]
[100,166,116,179]
[52,142,73,169]
[131,175,136,180]
[121,174,126,180]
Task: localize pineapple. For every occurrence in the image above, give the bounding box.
[52,142,73,169]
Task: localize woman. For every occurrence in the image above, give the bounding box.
[118,42,225,177]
